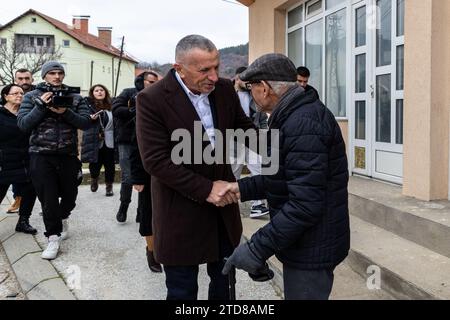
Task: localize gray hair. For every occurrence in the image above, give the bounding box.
[175,35,217,62]
[267,81,298,96]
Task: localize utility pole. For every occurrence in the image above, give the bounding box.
[90,60,94,88]
[114,36,125,97]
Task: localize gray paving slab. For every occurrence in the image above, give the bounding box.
[3,233,42,264]
[27,278,75,300]
[13,252,59,293]
[0,244,25,300]
[0,217,18,242]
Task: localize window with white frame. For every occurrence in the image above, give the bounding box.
[0,38,6,46]
[287,0,347,117]
[63,40,71,47]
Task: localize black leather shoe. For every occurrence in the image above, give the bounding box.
[106,183,114,197]
[146,247,162,273]
[15,218,37,235]
[91,178,99,192]
[116,203,128,224]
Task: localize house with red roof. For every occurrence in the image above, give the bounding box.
[0,9,138,95]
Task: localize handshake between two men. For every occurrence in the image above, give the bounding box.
[206,181,240,207]
[205,180,275,282]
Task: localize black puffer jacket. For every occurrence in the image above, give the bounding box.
[112,73,146,144]
[238,87,350,270]
[17,83,91,155]
[0,106,31,184]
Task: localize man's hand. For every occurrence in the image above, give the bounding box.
[134,185,145,193]
[40,92,53,105]
[206,181,240,207]
[222,241,267,276]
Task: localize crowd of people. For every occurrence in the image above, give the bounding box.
[0,34,350,300]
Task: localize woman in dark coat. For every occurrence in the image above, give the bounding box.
[81,84,116,196]
[0,84,37,234]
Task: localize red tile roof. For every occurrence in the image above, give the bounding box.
[0,9,138,63]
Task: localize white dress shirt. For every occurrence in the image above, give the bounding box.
[175,71,216,148]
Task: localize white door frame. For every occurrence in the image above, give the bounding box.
[350,0,403,184]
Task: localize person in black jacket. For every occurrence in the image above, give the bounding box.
[0,84,37,235]
[112,71,158,224]
[297,66,320,98]
[17,61,91,260]
[6,69,37,214]
[81,84,116,197]
[222,54,350,300]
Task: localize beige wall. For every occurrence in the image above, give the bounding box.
[403,0,450,200]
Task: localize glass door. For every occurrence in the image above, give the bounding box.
[351,0,404,184]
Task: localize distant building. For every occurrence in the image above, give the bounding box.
[0,9,138,96]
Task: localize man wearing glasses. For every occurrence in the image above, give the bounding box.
[223,54,350,300]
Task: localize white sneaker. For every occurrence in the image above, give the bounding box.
[41,235,61,260]
[61,219,69,241]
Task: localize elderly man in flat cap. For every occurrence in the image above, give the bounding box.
[18,61,91,260]
[222,54,350,300]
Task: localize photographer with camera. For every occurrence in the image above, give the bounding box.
[17,61,91,260]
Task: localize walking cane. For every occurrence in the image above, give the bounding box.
[225,258,236,300]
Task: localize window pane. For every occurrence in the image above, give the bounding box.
[326,9,346,117]
[356,6,366,47]
[376,74,391,143]
[306,19,323,98]
[396,100,403,144]
[326,0,345,10]
[307,0,323,18]
[397,0,405,36]
[376,0,392,66]
[355,54,366,93]
[396,45,404,90]
[288,28,303,67]
[288,5,303,28]
[37,38,44,46]
[355,101,366,140]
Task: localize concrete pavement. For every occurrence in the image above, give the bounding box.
[1,183,394,300]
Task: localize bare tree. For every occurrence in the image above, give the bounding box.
[0,36,63,85]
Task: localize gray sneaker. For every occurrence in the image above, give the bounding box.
[250,204,269,218]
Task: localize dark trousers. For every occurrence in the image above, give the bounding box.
[89,145,116,184]
[0,182,36,218]
[118,144,132,205]
[30,154,79,237]
[137,182,152,237]
[283,265,335,300]
[12,183,21,198]
[164,216,234,300]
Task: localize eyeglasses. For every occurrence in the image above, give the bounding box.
[244,81,261,91]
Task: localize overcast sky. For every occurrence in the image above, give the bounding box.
[1,0,249,64]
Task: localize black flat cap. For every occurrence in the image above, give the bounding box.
[239,53,297,82]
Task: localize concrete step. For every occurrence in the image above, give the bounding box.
[349,215,450,300]
[349,176,450,259]
[240,210,394,300]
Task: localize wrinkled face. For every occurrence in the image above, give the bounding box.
[297,75,309,88]
[15,72,33,90]
[44,70,65,87]
[248,81,270,113]
[4,86,24,105]
[175,48,220,94]
[143,74,158,88]
[93,86,106,100]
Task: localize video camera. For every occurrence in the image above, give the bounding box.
[41,84,81,108]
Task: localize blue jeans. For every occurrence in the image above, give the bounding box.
[283,265,335,300]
